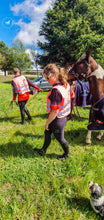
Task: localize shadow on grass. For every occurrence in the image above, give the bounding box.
[0,116,18,123]
[0,129,58,159]
[67,114,89,121]
[66,196,96,217]
[66,196,101,219]
[65,128,87,145]
[12,131,63,160]
[46,153,65,159]
[0,113,48,123]
[0,139,40,158]
[66,195,89,208]
[0,128,103,158]
[32,113,48,119]
[15,131,43,139]
[2,81,12,84]
[65,127,104,147]
[0,140,60,160]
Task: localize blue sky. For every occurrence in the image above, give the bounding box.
[0,0,51,49]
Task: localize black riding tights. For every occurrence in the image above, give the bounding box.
[18,100,31,124]
[42,117,69,154]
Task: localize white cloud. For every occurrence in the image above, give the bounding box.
[10,0,52,46]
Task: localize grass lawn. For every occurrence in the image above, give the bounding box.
[0,75,104,220]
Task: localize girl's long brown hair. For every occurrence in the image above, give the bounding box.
[44,63,68,88]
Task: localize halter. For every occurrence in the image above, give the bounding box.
[70,57,93,81]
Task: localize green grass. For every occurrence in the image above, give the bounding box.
[0,75,104,220]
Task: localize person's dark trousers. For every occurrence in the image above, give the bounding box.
[51,117,70,157]
[34,117,70,157]
[18,100,31,124]
[34,130,52,155]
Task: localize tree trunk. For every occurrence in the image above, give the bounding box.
[4,70,7,76]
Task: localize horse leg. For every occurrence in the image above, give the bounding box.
[97,131,103,140]
[86,130,92,145]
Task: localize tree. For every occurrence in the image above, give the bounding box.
[0,53,5,70]
[11,39,33,70]
[0,40,33,75]
[0,41,13,75]
[38,0,104,67]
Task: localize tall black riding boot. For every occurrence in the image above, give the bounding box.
[24,107,32,120]
[58,141,71,160]
[21,113,25,124]
[34,130,51,156]
[18,101,25,124]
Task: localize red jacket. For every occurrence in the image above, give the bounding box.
[12,75,41,101]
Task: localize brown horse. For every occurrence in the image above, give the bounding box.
[68,49,104,144]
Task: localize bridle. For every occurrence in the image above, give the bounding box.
[69,57,93,81]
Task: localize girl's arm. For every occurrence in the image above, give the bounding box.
[45,110,58,130]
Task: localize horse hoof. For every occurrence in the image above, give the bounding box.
[86,139,91,145]
[86,142,91,145]
[96,136,101,141]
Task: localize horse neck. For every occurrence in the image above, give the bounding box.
[87,58,104,104]
[90,58,98,73]
[88,77,104,105]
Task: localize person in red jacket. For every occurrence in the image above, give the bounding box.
[34,63,71,160]
[11,67,41,124]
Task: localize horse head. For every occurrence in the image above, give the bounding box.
[68,49,98,83]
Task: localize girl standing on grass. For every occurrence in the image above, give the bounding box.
[34,63,71,160]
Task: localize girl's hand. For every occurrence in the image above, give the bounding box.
[45,110,58,131]
[45,121,49,130]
